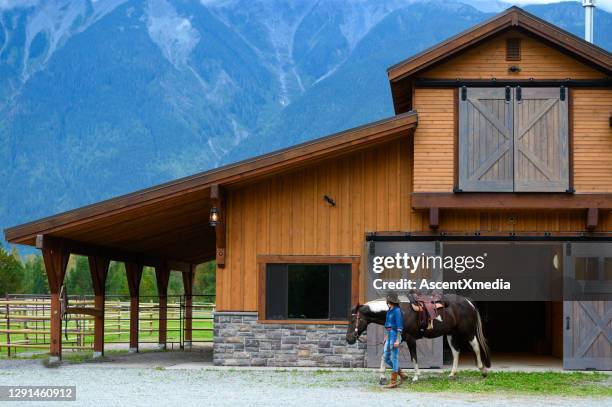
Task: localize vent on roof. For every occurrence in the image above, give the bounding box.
[506,38,521,61]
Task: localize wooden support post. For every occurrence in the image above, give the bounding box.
[155,263,170,350]
[586,207,599,231]
[182,265,195,349]
[88,255,110,358]
[125,262,143,353]
[211,185,226,268]
[39,236,69,362]
[429,207,440,230]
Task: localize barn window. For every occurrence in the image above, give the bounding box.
[458,87,569,192]
[265,263,351,320]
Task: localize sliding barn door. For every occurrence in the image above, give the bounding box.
[513,87,569,192]
[459,88,513,192]
[366,241,443,368]
[564,243,612,370]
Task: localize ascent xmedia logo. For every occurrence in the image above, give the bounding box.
[371,253,488,274]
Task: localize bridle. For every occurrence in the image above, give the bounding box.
[351,310,367,343]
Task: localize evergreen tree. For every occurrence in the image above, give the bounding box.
[64,255,93,296]
[21,254,49,294]
[194,261,216,298]
[139,267,157,300]
[0,244,23,295]
[105,261,129,297]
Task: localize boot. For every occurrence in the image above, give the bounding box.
[398,369,409,383]
[384,373,399,389]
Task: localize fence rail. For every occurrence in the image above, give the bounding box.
[0,294,215,357]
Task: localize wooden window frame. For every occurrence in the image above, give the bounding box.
[257,255,360,325]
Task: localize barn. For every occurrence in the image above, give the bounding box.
[4,7,611,370]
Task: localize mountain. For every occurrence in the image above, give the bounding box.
[1,0,610,246]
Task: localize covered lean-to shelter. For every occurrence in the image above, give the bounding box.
[4,7,612,370]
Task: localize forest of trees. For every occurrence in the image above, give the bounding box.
[0,243,215,300]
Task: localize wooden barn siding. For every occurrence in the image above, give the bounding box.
[217,140,612,311]
[216,138,414,311]
[420,31,606,80]
[573,89,612,192]
[412,88,455,192]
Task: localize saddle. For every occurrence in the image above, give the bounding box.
[409,293,446,332]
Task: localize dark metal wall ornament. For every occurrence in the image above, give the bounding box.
[323,195,336,206]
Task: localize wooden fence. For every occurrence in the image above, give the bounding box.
[0,294,215,357]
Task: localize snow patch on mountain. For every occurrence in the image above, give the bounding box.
[11,0,126,82]
[146,0,200,67]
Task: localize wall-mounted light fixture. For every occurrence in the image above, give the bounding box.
[209,206,220,227]
[323,195,336,206]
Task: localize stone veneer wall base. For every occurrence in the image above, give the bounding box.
[213,312,366,367]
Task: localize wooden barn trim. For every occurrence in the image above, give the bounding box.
[412,192,612,210]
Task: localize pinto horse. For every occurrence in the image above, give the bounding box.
[345,294,490,383]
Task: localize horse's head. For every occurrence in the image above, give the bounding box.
[346,303,368,344]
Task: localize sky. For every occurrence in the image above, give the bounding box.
[509,0,612,12]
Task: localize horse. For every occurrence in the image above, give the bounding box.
[345,294,491,383]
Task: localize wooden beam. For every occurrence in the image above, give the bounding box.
[429,207,440,230]
[88,255,109,358]
[155,263,171,349]
[40,239,69,361]
[35,234,190,271]
[125,262,143,353]
[64,307,103,318]
[412,193,612,210]
[586,208,599,231]
[182,265,195,349]
[211,185,226,268]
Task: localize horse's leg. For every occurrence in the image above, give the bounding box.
[447,335,460,378]
[406,336,420,382]
[469,336,488,377]
[379,352,387,385]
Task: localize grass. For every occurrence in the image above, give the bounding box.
[206,368,611,396]
[397,371,612,396]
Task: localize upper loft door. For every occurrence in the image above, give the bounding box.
[459,87,514,192]
[458,87,569,192]
[514,87,569,192]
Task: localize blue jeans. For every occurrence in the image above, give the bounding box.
[383,331,400,373]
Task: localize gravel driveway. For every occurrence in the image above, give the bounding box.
[0,359,609,407]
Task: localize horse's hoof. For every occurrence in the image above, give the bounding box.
[379,377,388,385]
[481,369,488,378]
[448,374,456,380]
[411,376,419,383]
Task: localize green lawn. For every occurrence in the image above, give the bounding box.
[396,371,612,396]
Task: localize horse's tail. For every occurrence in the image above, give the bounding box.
[474,306,491,368]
